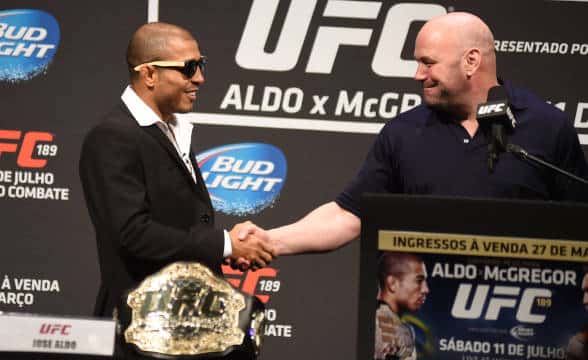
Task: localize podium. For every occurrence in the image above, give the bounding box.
[358,194,588,360]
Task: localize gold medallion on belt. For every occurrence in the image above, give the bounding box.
[124,262,246,356]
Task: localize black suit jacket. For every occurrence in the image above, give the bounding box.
[80,102,224,317]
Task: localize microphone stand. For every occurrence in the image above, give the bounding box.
[506,143,588,186]
[487,123,506,173]
[485,123,588,186]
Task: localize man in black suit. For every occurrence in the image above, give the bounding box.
[79,22,274,319]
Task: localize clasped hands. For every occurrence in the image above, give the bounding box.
[226,221,275,271]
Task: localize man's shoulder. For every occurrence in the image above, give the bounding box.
[504,81,577,150]
[88,103,137,134]
[82,103,139,146]
[99,103,136,128]
[506,81,566,120]
[380,104,431,134]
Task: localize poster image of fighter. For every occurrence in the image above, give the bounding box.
[375,252,432,360]
[410,256,587,359]
[566,271,588,360]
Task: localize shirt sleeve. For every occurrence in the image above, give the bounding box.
[223,229,232,257]
[335,124,399,217]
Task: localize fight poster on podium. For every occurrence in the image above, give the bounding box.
[358,194,588,360]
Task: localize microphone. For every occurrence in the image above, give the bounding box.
[476,86,516,173]
[477,87,588,188]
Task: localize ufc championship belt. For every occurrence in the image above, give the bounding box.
[117,262,265,359]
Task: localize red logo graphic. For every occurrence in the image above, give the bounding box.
[0,130,55,168]
[39,323,71,335]
[222,265,279,304]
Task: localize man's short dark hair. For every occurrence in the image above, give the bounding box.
[126,22,195,80]
[377,252,423,289]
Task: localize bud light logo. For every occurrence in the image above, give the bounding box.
[196,143,287,216]
[0,9,60,82]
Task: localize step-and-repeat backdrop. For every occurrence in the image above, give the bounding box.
[1,1,587,359]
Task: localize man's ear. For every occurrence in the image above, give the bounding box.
[137,65,158,88]
[385,275,398,293]
[464,48,481,78]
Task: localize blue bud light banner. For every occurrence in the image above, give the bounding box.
[374,231,588,360]
[196,143,287,216]
[0,9,60,82]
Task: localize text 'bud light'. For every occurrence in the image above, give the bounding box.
[196,143,287,216]
[0,9,60,82]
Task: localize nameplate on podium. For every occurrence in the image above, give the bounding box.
[0,312,116,356]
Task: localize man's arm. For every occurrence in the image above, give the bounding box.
[268,201,361,255]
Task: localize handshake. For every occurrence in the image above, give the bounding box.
[226,221,276,271]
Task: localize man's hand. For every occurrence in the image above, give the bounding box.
[228,221,275,270]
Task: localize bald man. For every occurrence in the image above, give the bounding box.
[250,11,588,258]
[79,22,274,318]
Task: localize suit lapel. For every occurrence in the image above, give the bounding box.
[190,149,215,208]
[142,125,198,190]
[119,102,209,201]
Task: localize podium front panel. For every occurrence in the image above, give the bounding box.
[358,194,588,360]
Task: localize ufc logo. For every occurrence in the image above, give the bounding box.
[236,0,446,77]
[39,323,71,335]
[222,265,278,304]
[451,284,551,324]
[0,130,54,168]
[478,103,506,115]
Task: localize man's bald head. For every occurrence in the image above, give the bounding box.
[414,12,498,116]
[126,22,196,80]
[420,12,496,61]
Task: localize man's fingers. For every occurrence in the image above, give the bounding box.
[259,239,277,257]
[237,227,253,240]
[258,249,274,265]
[230,227,277,270]
[236,257,250,267]
[255,257,268,268]
[237,221,258,240]
[228,257,250,271]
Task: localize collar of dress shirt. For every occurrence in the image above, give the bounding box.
[121,85,194,154]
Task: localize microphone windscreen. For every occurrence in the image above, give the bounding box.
[486,85,508,102]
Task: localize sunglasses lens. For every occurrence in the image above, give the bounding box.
[182,57,206,77]
[183,60,197,77]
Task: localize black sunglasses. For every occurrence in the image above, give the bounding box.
[133,56,207,78]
